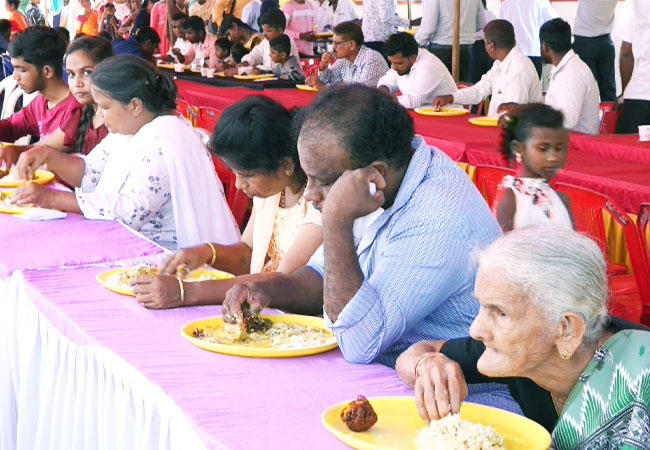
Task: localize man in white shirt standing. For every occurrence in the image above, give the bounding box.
[377,32,456,109]
[241,0,262,31]
[540,19,599,135]
[414,0,484,82]
[315,0,360,32]
[498,0,555,77]
[433,20,542,116]
[615,0,650,134]
[572,0,617,101]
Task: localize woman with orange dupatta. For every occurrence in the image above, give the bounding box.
[76,0,100,36]
[6,0,28,37]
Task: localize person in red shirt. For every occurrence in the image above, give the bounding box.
[0,27,83,171]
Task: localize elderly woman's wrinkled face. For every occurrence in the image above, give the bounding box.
[469,267,557,378]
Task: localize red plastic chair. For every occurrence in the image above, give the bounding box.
[456,83,484,116]
[599,102,620,135]
[554,182,650,324]
[637,203,650,325]
[196,106,222,132]
[210,155,250,229]
[299,58,320,77]
[176,98,191,120]
[473,165,515,208]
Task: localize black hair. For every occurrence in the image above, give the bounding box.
[259,0,280,24]
[210,96,305,184]
[171,12,188,22]
[385,32,418,58]
[215,37,231,53]
[269,34,291,56]
[484,19,516,50]
[140,0,152,10]
[300,85,414,169]
[0,19,11,38]
[333,20,363,47]
[98,30,113,42]
[182,15,205,35]
[9,27,67,78]
[56,27,71,47]
[219,16,252,37]
[104,3,116,10]
[501,103,565,165]
[230,42,249,63]
[91,56,176,114]
[259,8,285,30]
[66,37,114,154]
[6,0,20,8]
[135,26,161,45]
[539,18,572,55]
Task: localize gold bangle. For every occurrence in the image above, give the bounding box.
[206,242,217,267]
[176,276,185,307]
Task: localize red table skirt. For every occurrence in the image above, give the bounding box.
[176,80,650,215]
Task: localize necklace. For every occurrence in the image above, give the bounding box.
[280,189,286,208]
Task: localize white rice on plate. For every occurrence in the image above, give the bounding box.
[414,414,505,450]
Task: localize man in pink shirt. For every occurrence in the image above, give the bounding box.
[0,27,82,171]
[177,15,219,68]
[282,0,318,57]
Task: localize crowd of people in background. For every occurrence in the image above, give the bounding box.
[0,0,649,448]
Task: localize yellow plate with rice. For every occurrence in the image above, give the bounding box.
[468,117,500,127]
[96,266,234,296]
[233,73,278,80]
[181,314,338,358]
[321,397,551,450]
[296,84,319,92]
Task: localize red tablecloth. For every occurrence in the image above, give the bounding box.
[570,133,650,165]
[176,80,650,214]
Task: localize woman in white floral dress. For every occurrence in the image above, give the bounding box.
[12,56,240,251]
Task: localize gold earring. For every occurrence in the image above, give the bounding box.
[285,169,293,176]
[560,351,571,360]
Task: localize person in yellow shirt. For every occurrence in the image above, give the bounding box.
[211,0,253,27]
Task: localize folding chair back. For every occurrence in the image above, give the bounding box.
[598,102,619,135]
[196,106,222,133]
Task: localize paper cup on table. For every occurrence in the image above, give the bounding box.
[238,66,253,75]
[174,63,185,73]
[639,125,650,142]
[206,68,215,78]
[201,67,208,77]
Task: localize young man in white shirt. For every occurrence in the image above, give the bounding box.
[414,0,485,82]
[615,0,650,134]
[240,8,299,72]
[377,32,456,110]
[540,19,599,135]
[572,0,617,101]
[498,0,556,77]
[433,20,542,117]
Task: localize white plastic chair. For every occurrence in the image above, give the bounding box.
[0,76,18,116]
[1,87,38,119]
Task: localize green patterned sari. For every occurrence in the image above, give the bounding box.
[553,330,650,449]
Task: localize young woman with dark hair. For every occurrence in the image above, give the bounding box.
[130,96,323,310]
[11,56,240,251]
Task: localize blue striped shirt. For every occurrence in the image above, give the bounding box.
[308,137,502,367]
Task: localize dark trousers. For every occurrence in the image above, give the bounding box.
[427,44,470,82]
[468,39,492,84]
[616,99,650,134]
[528,56,542,78]
[573,34,616,101]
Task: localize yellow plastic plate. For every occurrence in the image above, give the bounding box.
[233,73,277,80]
[157,62,175,70]
[314,32,333,39]
[253,76,277,82]
[296,84,319,92]
[321,397,551,450]
[181,314,338,358]
[96,266,234,296]
[468,117,500,127]
[414,107,469,117]
[216,71,228,77]
[0,169,55,188]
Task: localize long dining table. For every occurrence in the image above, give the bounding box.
[0,211,413,450]
[175,79,650,216]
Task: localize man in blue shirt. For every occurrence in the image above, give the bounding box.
[112,27,160,65]
[222,85,502,367]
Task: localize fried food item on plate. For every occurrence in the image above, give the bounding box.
[341,395,378,432]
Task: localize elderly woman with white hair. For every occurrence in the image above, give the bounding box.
[396,227,650,449]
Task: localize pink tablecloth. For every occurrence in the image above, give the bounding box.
[0,212,163,277]
[570,133,650,165]
[22,266,412,449]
